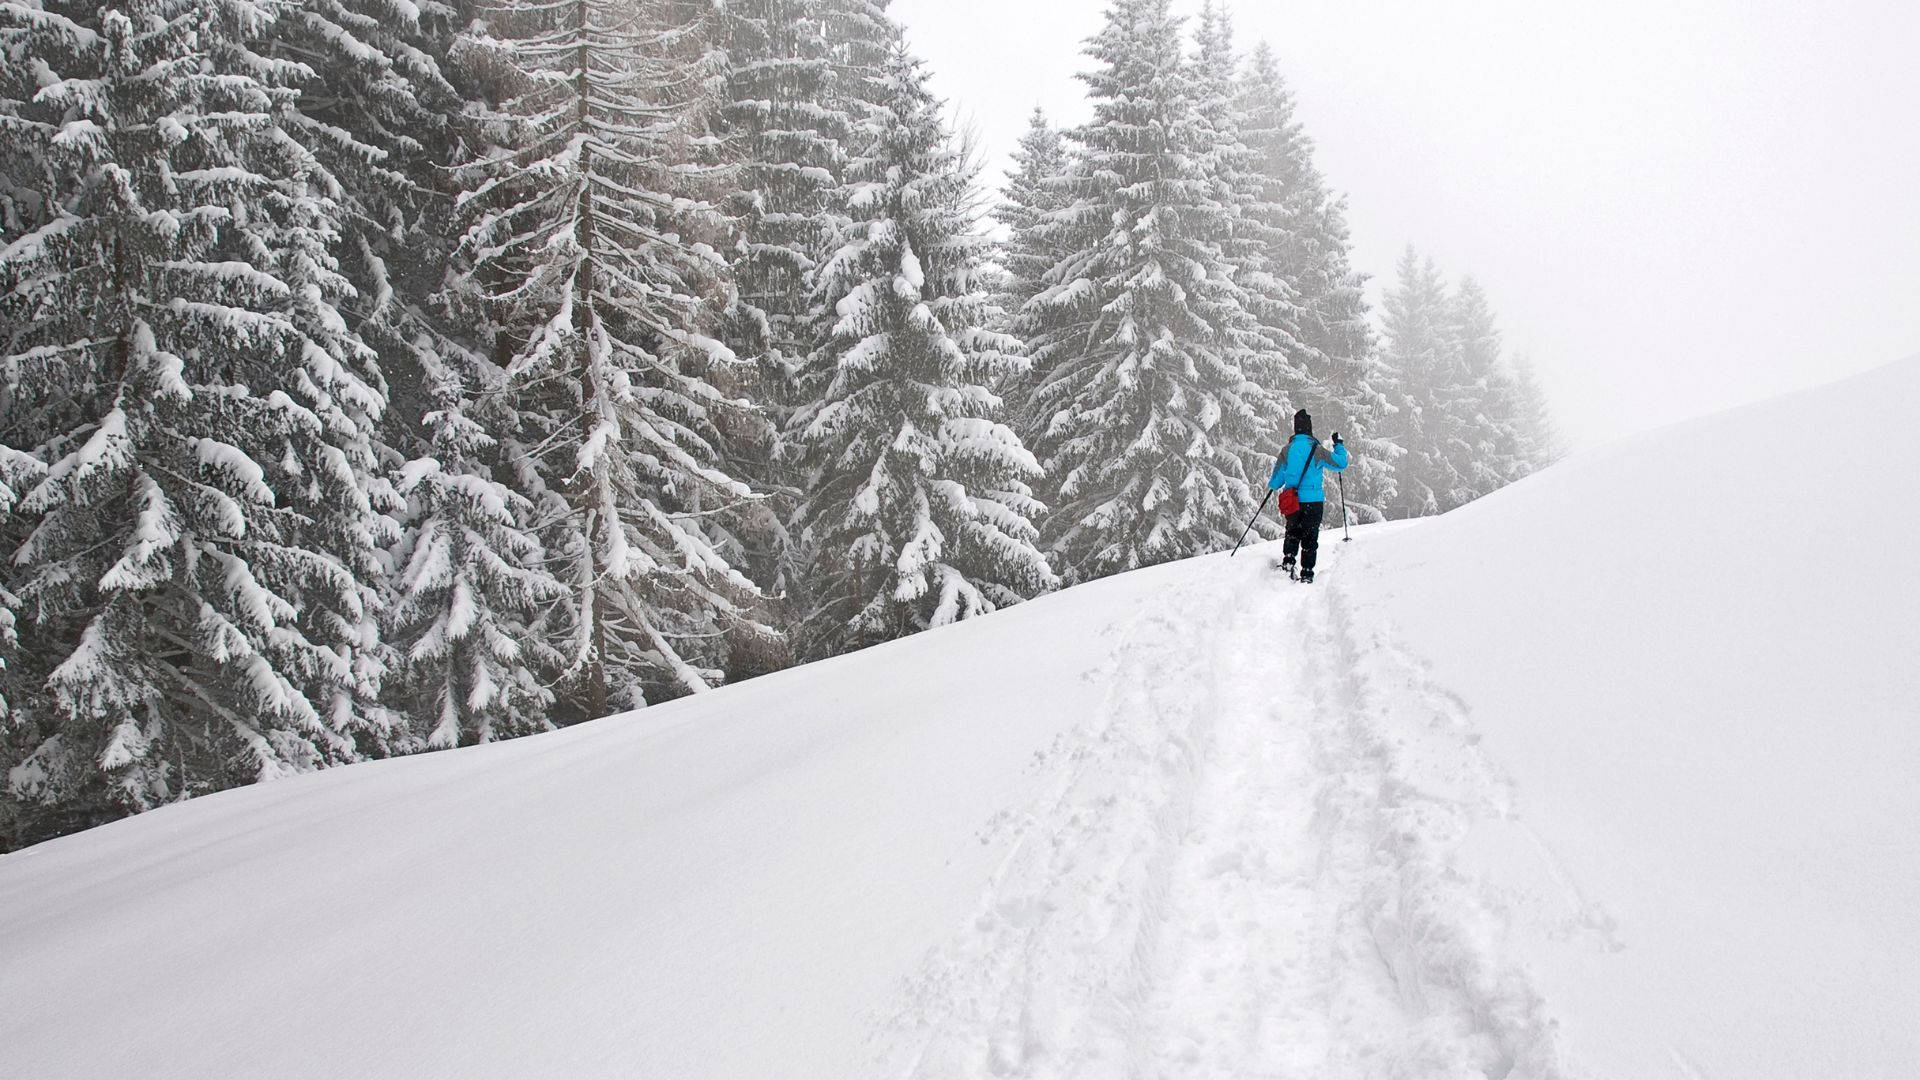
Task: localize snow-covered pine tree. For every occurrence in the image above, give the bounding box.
[0,4,50,836]
[1379,245,1458,517]
[791,44,1054,659]
[718,0,894,407]
[274,0,567,741]
[385,340,566,747]
[0,0,401,831]
[1237,39,1398,522]
[824,0,898,105]
[273,0,460,424]
[709,0,848,592]
[447,0,771,719]
[992,106,1070,336]
[714,0,893,370]
[778,0,899,521]
[1507,352,1563,474]
[0,3,41,235]
[0,439,42,846]
[1023,0,1265,583]
[1444,274,1521,501]
[987,106,1070,436]
[1192,3,1303,460]
[654,0,794,684]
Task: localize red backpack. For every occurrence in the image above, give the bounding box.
[1276,440,1314,516]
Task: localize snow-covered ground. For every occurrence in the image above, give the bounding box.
[3,357,1916,1079]
[1339,352,1920,1079]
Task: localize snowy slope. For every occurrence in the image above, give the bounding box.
[0,563,1164,1080]
[1339,354,1920,1079]
[3,357,1917,1079]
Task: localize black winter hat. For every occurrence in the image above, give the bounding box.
[1292,409,1313,436]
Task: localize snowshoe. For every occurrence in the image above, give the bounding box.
[1272,555,1296,580]
[1299,568,1315,584]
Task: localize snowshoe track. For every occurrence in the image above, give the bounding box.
[868,551,1571,1079]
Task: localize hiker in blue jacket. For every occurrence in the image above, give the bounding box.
[1267,409,1348,582]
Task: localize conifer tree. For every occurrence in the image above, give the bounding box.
[0,0,401,827]
[0,5,51,823]
[1192,4,1303,431]
[285,0,571,739]
[989,106,1070,426]
[274,0,460,420]
[1507,353,1563,474]
[276,0,468,554]
[0,442,43,844]
[792,46,1053,658]
[384,340,566,747]
[824,0,900,113]
[708,0,894,598]
[1238,40,1397,521]
[1445,274,1518,501]
[1023,0,1266,583]
[0,3,42,235]
[447,0,770,718]
[1379,245,1456,517]
[992,107,1071,333]
[713,0,842,413]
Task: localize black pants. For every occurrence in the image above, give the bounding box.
[1283,500,1326,570]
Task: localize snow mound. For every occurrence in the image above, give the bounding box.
[3,356,1916,1080]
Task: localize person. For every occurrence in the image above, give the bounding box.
[1267,409,1348,582]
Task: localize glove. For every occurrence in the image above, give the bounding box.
[1332,431,1343,445]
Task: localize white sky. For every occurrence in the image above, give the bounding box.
[889,0,1920,447]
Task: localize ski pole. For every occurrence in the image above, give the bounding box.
[1230,489,1274,556]
[1338,470,1351,542]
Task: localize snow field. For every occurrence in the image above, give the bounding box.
[0,562,1163,1080]
[1,532,1578,1080]
[1340,355,1920,1079]
[871,548,1565,1079]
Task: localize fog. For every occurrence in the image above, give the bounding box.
[891,0,1920,447]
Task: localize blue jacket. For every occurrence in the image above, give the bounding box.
[1268,434,1348,503]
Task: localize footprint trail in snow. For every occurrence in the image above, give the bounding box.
[868,549,1574,1080]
